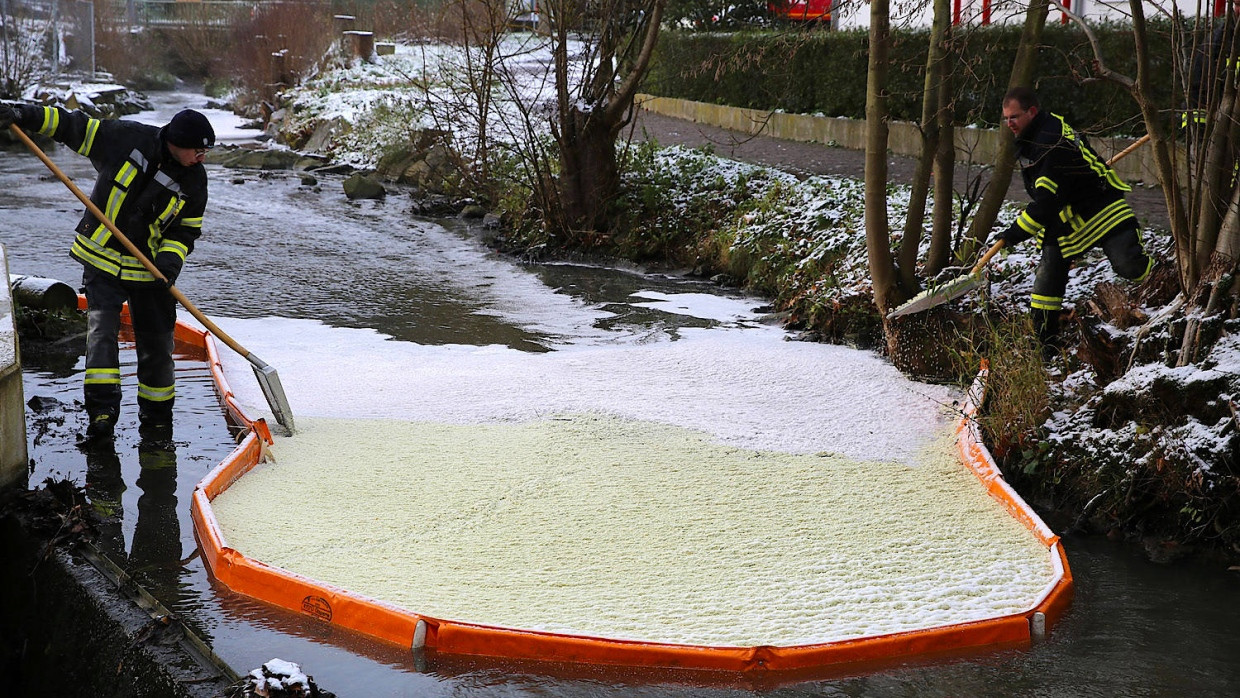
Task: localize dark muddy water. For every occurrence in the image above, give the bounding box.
[3,123,1239,698]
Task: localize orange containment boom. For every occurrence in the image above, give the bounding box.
[177,300,1071,683]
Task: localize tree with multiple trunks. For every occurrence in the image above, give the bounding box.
[543,0,666,239]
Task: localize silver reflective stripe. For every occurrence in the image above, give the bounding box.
[84,367,121,385]
[138,383,175,402]
[154,170,181,192]
[37,107,59,136]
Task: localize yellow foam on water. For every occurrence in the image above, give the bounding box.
[209,414,1054,647]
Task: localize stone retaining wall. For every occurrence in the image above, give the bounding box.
[635,94,1165,185]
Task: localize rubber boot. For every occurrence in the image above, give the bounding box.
[1032,307,1062,363]
[77,410,118,450]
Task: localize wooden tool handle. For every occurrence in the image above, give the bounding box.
[1107,133,1151,167]
[971,239,1006,275]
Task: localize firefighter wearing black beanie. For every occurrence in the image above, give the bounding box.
[3,101,212,446]
[163,108,216,150]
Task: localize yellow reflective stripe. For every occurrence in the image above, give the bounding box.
[104,162,137,223]
[147,226,162,257]
[90,223,113,247]
[84,367,121,385]
[74,233,123,261]
[71,234,158,282]
[1034,176,1058,194]
[1058,205,1086,231]
[118,264,157,283]
[160,197,181,223]
[137,383,175,402]
[1057,115,1076,141]
[72,237,122,276]
[104,188,125,223]
[37,107,59,136]
[77,119,100,155]
[1030,294,1063,311]
[1061,200,1135,257]
[180,216,202,229]
[116,162,137,189]
[1052,112,1131,192]
[1017,211,1043,235]
[152,196,184,231]
[158,239,189,260]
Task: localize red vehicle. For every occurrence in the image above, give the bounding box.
[769,0,831,22]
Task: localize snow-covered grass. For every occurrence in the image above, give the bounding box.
[278,34,574,167]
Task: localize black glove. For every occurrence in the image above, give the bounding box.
[0,104,19,130]
[153,251,183,287]
[993,221,1029,248]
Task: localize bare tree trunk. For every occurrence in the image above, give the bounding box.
[1211,172,1240,264]
[1194,22,1240,280]
[865,0,898,313]
[927,0,955,276]
[558,109,624,236]
[963,0,1049,260]
[1110,0,1189,293]
[897,0,952,291]
[548,0,665,238]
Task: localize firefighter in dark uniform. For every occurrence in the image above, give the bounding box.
[1,104,214,445]
[993,87,1154,359]
[1186,0,1240,141]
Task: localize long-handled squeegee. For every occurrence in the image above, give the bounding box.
[9,123,295,436]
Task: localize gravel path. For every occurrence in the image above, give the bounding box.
[630,109,1172,232]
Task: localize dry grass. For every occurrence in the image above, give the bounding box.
[956,313,1050,463]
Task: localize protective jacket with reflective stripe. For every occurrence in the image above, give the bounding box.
[1003,109,1136,258]
[12,105,207,284]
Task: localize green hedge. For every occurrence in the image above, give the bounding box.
[646,21,1180,137]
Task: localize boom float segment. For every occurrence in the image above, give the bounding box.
[170,307,1071,681]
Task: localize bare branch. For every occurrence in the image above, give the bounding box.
[606,0,666,124]
[1047,0,1136,90]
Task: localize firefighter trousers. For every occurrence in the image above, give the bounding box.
[1030,223,1154,354]
[82,267,177,423]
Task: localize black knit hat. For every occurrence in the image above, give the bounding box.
[164,109,215,149]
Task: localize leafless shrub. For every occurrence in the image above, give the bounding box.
[226,2,334,103]
[93,10,174,90]
[0,1,50,98]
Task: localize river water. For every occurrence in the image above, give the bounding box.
[3,110,1239,697]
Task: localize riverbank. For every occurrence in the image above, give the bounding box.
[13,48,1236,566]
[621,108,1238,567]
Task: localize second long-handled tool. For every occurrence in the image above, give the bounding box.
[10,123,296,435]
[886,133,1153,319]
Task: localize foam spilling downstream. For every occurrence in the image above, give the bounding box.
[210,314,959,465]
[209,413,1054,647]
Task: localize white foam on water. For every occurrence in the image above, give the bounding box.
[210,415,1054,647]
[203,311,957,463]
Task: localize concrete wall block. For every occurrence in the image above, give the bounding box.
[1,245,29,490]
[343,30,375,63]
